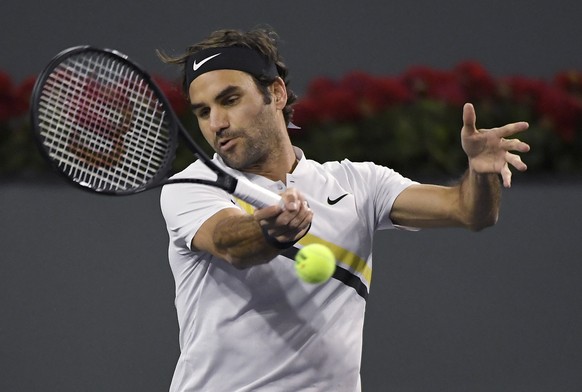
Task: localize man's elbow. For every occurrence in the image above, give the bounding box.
[221,248,275,269]
[223,254,259,270]
[466,211,499,232]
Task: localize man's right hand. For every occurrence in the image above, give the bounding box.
[254,188,313,246]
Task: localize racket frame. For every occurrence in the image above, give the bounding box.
[30,45,281,207]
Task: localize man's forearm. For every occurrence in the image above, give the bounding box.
[458,169,501,231]
[213,214,281,269]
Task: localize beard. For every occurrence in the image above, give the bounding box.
[218,129,273,170]
[215,107,284,171]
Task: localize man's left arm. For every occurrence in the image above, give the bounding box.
[390,103,530,231]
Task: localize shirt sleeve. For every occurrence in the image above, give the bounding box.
[370,164,418,230]
[334,160,418,231]
[160,162,239,251]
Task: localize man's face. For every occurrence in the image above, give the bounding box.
[189,70,284,171]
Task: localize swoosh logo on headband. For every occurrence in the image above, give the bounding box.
[193,53,222,71]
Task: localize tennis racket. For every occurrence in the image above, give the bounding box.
[30,45,281,208]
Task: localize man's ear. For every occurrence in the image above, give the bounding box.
[271,77,288,109]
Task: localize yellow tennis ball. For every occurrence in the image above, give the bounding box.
[295,244,336,284]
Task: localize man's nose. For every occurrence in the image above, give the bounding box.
[209,109,229,133]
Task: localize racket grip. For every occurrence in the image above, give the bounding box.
[233,177,283,208]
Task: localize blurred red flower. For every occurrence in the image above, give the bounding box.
[454,61,497,100]
[292,97,320,127]
[0,74,37,122]
[296,76,360,123]
[318,87,360,123]
[500,76,547,105]
[340,71,412,114]
[14,75,37,116]
[402,66,466,106]
[294,72,412,126]
[0,71,16,122]
[536,85,582,142]
[153,76,189,117]
[554,70,582,97]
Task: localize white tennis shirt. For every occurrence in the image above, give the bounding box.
[160,147,416,392]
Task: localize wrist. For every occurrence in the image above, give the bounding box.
[260,223,311,250]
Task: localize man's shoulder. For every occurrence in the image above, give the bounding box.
[161,158,222,202]
[318,159,380,176]
[170,159,213,179]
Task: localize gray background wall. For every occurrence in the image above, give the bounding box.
[3,0,582,92]
[2,0,582,391]
[2,178,582,392]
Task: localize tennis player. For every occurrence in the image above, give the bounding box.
[158,27,529,391]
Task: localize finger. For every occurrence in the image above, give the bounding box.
[280,213,312,238]
[497,121,529,138]
[506,151,528,172]
[268,213,311,240]
[290,202,313,231]
[501,163,512,188]
[269,201,312,237]
[502,137,531,153]
[462,103,477,134]
[253,204,283,221]
[276,201,312,231]
[280,188,304,211]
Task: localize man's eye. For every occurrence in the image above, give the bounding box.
[225,96,239,106]
[196,108,210,118]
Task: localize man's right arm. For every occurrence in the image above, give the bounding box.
[192,188,312,269]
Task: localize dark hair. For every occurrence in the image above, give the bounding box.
[157,27,297,125]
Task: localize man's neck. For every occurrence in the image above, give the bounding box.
[243,145,297,183]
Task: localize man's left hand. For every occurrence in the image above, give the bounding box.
[461,102,530,188]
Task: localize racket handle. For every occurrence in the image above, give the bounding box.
[233,176,283,208]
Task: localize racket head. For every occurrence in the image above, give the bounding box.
[30,45,180,195]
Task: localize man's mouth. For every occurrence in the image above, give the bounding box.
[218,137,237,152]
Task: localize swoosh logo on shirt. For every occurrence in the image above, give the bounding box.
[327,193,349,205]
[192,53,222,71]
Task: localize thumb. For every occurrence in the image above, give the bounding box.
[462,103,477,134]
[281,191,299,211]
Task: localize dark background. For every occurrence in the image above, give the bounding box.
[3,0,582,91]
[2,1,582,391]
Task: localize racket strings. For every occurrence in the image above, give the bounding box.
[36,51,173,192]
